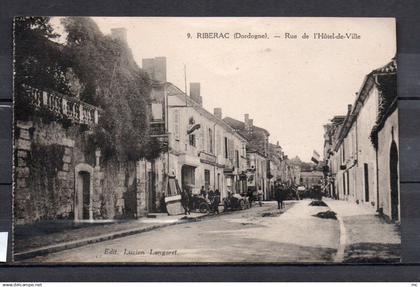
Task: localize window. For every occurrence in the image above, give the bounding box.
[235,150,239,168]
[342,142,346,163]
[189,134,196,147]
[224,137,228,158]
[216,131,221,156]
[174,110,180,140]
[208,128,213,154]
[151,103,163,120]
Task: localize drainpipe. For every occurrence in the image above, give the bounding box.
[164,83,170,196]
[213,122,217,191]
[374,74,380,211]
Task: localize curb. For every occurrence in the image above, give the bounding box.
[334,213,347,263]
[14,213,209,261]
[322,199,347,263]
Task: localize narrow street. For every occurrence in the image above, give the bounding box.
[30,200,340,263]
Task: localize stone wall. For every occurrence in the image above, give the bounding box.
[14,118,145,225]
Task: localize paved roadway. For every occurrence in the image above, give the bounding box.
[30,200,340,263]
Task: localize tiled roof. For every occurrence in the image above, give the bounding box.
[372,58,397,74]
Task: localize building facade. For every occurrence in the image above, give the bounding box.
[323,59,398,221]
[223,115,271,200]
[144,57,248,211]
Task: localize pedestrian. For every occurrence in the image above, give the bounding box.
[181,189,190,215]
[212,189,221,214]
[257,187,263,207]
[200,186,207,199]
[278,184,285,209]
[208,189,215,202]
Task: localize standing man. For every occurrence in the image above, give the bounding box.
[257,187,263,207]
[212,189,221,214]
[181,189,190,215]
[275,183,281,209]
[200,186,207,199]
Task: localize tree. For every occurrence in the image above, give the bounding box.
[62,17,160,161]
[14,17,72,119]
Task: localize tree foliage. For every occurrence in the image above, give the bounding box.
[14,17,164,161]
[14,17,72,120]
[62,17,158,161]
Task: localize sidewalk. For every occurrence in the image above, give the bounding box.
[325,198,401,263]
[14,212,208,261]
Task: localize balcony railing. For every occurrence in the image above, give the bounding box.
[22,84,100,125]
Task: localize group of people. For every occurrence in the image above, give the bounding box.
[180,186,221,215]
[200,186,221,214]
[179,183,286,215]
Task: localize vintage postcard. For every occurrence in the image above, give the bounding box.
[13,17,399,263]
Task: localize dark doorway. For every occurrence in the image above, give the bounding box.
[342,173,346,197]
[147,171,156,212]
[364,163,370,202]
[204,169,210,191]
[390,141,399,221]
[124,186,138,218]
[346,170,350,196]
[181,165,196,192]
[80,171,90,220]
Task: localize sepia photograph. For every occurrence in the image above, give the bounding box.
[13,17,399,263]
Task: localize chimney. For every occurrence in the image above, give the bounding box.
[111,28,127,43]
[244,114,253,131]
[277,141,279,146]
[214,108,222,119]
[347,104,352,114]
[190,83,202,106]
[142,57,167,82]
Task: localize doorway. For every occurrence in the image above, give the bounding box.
[181,165,196,192]
[75,169,92,221]
[364,163,370,202]
[204,169,210,191]
[390,141,399,221]
[147,171,156,212]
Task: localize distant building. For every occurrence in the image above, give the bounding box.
[300,171,323,189]
[224,115,271,199]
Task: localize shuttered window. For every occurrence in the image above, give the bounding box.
[174,109,180,140]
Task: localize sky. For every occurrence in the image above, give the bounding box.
[54,17,396,162]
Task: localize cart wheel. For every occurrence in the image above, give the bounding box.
[199,202,209,213]
[224,202,229,212]
[239,200,245,210]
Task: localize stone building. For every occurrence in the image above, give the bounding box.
[370,59,399,221]
[223,115,271,200]
[299,171,324,189]
[323,115,346,198]
[143,57,248,210]
[323,59,398,221]
[14,85,147,225]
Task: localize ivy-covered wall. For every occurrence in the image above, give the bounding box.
[14,118,142,225]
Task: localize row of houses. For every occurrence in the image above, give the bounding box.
[144,56,301,212]
[322,58,399,221]
[14,27,302,225]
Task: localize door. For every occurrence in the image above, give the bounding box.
[390,141,399,221]
[204,169,210,191]
[78,171,91,220]
[364,163,370,202]
[147,171,156,212]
